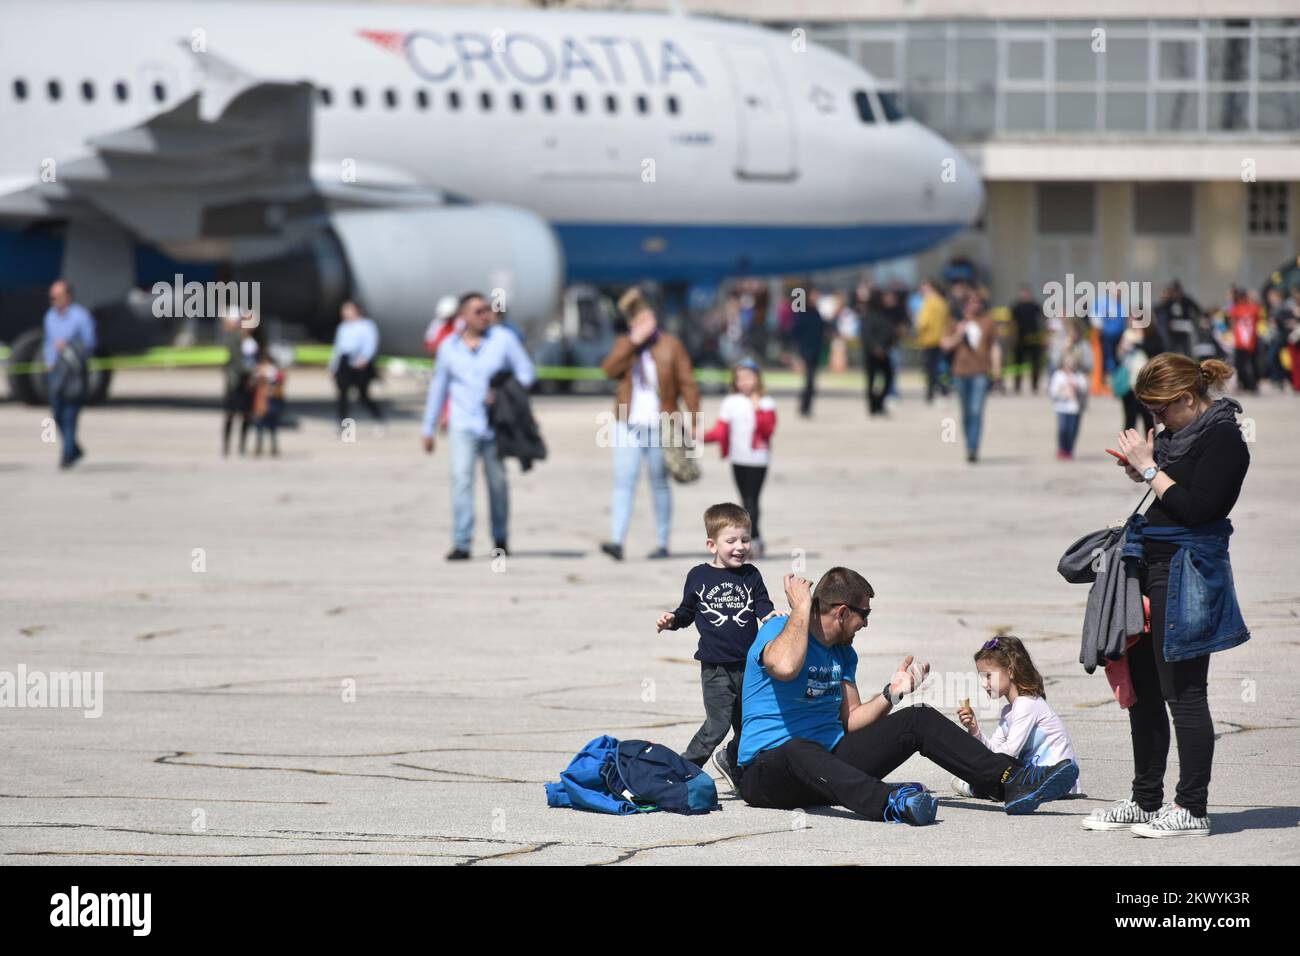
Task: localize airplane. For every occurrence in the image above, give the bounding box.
[0,0,983,403]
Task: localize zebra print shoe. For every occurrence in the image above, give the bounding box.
[1132,804,1211,838]
[1080,799,1159,831]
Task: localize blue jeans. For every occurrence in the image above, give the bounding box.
[49,395,81,463]
[952,374,989,454]
[449,429,508,550]
[610,422,671,548]
[1056,412,1081,455]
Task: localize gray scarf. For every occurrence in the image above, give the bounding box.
[1154,397,1243,468]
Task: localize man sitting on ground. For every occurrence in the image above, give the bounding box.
[737,568,1079,825]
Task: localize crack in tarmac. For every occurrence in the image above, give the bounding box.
[0,793,327,805]
[595,827,797,866]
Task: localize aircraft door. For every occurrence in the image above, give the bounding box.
[720,43,796,181]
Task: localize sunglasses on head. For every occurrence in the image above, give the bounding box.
[982,638,1000,651]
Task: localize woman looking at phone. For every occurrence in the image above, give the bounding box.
[1085,355,1250,838]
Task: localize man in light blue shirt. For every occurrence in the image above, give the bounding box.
[422,292,535,560]
[329,300,384,427]
[43,279,97,468]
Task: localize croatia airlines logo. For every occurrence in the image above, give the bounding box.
[356,28,705,87]
[358,30,406,56]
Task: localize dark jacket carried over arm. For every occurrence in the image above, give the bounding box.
[488,372,547,471]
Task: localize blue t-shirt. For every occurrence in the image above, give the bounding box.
[738,615,858,766]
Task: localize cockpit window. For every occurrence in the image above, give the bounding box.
[854,90,875,124]
[878,91,905,122]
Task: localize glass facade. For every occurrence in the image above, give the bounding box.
[783,18,1300,141]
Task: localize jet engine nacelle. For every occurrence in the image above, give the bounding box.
[329,204,565,354]
[234,204,565,353]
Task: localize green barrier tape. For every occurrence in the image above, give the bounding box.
[6,345,1020,388]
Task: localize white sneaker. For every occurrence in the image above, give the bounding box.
[1132,803,1211,838]
[1080,798,1159,831]
[951,777,974,798]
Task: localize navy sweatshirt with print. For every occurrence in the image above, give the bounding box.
[671,563,775,663]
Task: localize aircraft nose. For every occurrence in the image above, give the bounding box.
[916,130,984,228]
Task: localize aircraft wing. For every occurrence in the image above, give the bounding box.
[0,44,446,262]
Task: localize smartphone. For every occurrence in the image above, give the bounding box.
[1106,448,1131,466]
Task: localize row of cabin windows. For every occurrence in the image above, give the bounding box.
[9,77,685,119]
[12,78,168,104]
[317,86,682,117]
[854,89,906,123]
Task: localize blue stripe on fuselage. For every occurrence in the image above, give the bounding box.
[553,221,969,283]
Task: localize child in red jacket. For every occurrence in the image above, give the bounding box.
[702,359,777,558]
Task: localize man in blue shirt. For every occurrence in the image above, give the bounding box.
[422,292,535,560]
[738,568,1080,824]
[43,280,97,469]
[329,300,384,428]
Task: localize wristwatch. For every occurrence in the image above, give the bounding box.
[882,681,902,706]
[1142,465,1158,482]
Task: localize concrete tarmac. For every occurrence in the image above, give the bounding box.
[2,368,1297,864]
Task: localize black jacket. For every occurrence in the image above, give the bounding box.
[489,372,546,471]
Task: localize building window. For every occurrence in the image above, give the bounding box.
[415,89,429,110]
[352,87,365,108]
[47,79,61,101]
[114,81,128,102]
[81,80,94,102]
[1157,40,1198,81]
[448,90,460,110]
[1259,36,1300,82]
[384,88,398,109]
[1207,36,1250,82]
[666,94,679,115]
[635,94,648,114]
[13,78,27,101]
[858,40,898,81]
[605,93,617,114]
[1037,183,1096,235]
[479,90,492,110]
[573,93,586,113]
[1006,39,1045,81]
[511,91,524,111]
[1134,183,1194,235]
[1005,92,1046,131]
[319,87,332,107]
[1248,183,1289,236]
[541,91,555,112]
[153,82,165,103]
[1156,91,1198,131]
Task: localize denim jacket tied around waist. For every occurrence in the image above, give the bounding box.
[1122,515,1250,663]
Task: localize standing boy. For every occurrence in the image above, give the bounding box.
[656,502,776,790]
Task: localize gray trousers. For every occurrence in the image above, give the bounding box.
[682,661,745,769]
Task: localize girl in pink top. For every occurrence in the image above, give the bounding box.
[953,635,1082,797]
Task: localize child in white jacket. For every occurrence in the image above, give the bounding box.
[1048,353,1089,460]
[702,359,777,558]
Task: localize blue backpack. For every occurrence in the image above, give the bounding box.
[545,735,719,815]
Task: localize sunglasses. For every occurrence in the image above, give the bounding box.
[838,603,871,620]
